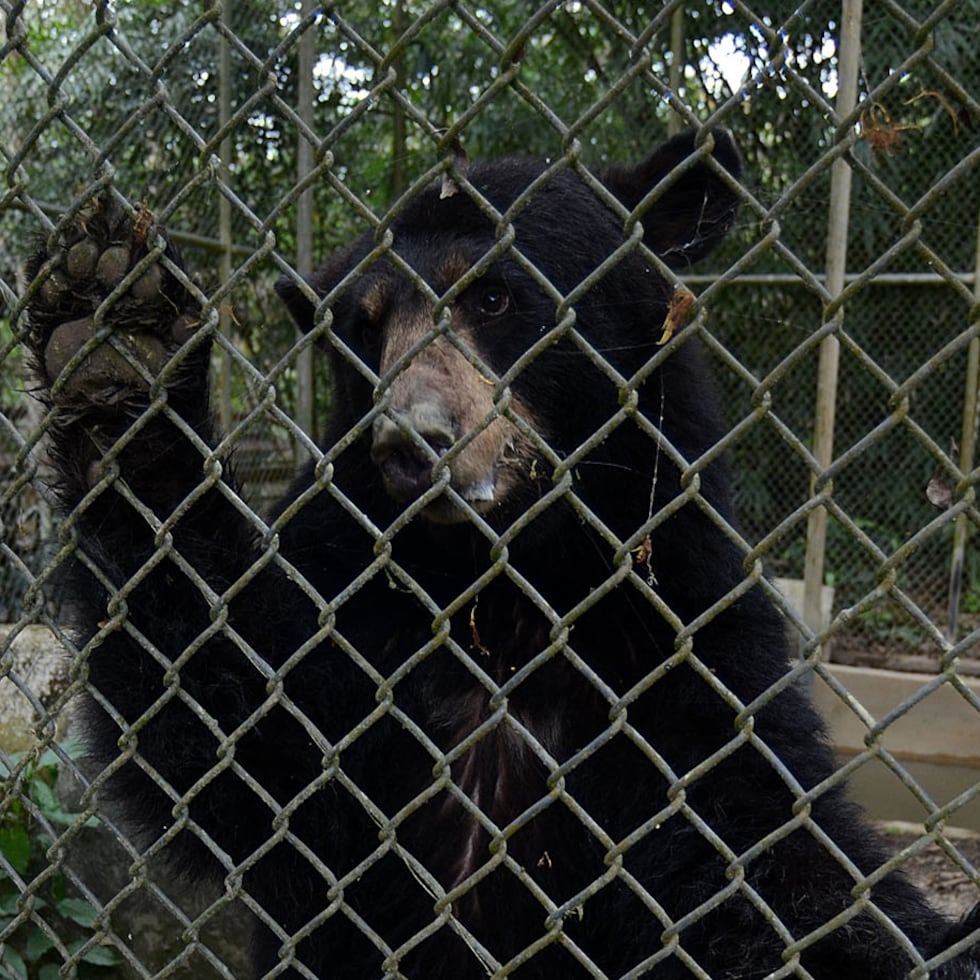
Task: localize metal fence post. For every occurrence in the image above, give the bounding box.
[668,4,685,138]
[802,0,863,657]
[294,0,317,450]
[947,199,980,639]
[218,0,234,435]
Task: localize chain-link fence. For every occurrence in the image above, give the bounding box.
[2,1,980,978]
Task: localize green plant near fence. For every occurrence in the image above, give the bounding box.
[0,744,118,980]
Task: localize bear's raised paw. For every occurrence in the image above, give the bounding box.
[25,195,203,406]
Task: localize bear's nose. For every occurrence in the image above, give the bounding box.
[371,403,456,502]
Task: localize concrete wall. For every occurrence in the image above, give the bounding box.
[814,663,980,831]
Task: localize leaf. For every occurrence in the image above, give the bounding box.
[83,946,120,967]
[0,894,47,917]
[0,892,19,916]
[55,897,98,928]
[25,927,54,963]
[0,750,26,781]
[38,807,81,829]
[34,740,86,773]
[49,875,64,904]
[39,966,62,980]
[0,826,31,877]
[31,749,61,774]
[29,780,59,817]
[0,946,27,980]
[65,940,119,968]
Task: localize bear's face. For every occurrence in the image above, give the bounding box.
[347,252,541,524]
[276,130,741,525]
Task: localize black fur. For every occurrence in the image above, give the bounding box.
[25,131,980,978]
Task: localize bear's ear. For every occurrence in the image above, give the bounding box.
[276,240,367,333]
[601,128,742,269]
[275,273,318,332]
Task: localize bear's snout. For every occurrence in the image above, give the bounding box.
[369,383,520,522]
[371,402,455,502]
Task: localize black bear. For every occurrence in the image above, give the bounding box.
[24,129,980,978]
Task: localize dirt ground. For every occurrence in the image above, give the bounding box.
[881,823,980,920]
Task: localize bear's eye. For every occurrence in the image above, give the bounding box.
[478,287,509,317]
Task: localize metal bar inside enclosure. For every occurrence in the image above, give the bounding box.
[802,0,862,659]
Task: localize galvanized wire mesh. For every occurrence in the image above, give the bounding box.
[1,1,980,978]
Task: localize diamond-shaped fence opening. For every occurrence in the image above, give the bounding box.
[2,2,980,978]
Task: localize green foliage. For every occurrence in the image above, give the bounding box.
[0,744,118,979]
[853,602,924,646]
[959,586,980,615]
